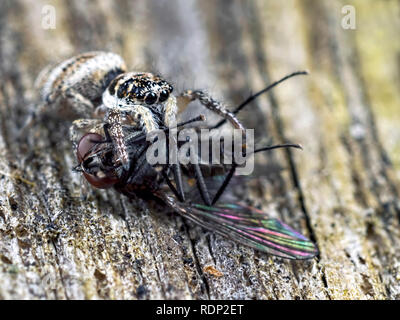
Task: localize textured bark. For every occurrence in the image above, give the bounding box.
[0,0,399,300]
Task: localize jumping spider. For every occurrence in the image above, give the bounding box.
[30,51,316,259]
[33,51,244,160]
[32,51,248,201]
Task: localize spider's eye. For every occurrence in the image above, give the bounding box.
[159,90,169,103]
[76,133,119,189]
[117,81,130,98]
[145,92,157,105]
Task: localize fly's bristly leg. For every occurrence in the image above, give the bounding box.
[171,163,185,202]
[164,126,185,202]
[161,167,184,202]
[211,163,237,205]
[192,163,212,206]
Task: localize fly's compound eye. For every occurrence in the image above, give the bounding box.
[76,133,119,189]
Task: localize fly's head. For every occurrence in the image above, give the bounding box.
[75,129,163,198]
[76,133,120,189]
[102,72,173,111]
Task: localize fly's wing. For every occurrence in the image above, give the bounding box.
[159,191,318,260]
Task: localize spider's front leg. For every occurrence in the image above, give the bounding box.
[180,89,245,131]
[179,90,248,206]
[164,95,178,128]
[105,108,130,171]
[105,105,159,171]
[62,88,98,118]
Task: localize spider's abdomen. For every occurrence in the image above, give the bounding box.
[103,72,173,108]
[36,51,126,104]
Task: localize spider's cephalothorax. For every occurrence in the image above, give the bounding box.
[104,72,173,107]
[102,72,176,130]
[100,72,177,170]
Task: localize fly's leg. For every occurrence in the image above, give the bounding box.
[188,134,212,205]
[161,167,184,202]
[150,115,207,203]
[211,164,237,205]
[164,127,185,202]
[171,163,185,202]
[192,162,212,205]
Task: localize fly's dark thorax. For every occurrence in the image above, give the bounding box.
[114,162,161,199]
[113,133,162,196]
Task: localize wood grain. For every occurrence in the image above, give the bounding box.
[0,0,399,299]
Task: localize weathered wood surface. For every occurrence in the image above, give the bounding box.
[0,0,399,300]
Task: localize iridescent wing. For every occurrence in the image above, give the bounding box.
[159,192,318,260]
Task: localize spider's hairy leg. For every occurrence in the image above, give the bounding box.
[164,95,178,128]
[106,108,130,171]
[17,102,44,140]
[63,88,97,118]
[69,118,103,150]
[105,105,159,171]
[131,105,159,132]
[19,88,97,141]
[181,89,245,131]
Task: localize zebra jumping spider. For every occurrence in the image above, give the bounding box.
[33,51,246,174]
[31,51,308,205]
